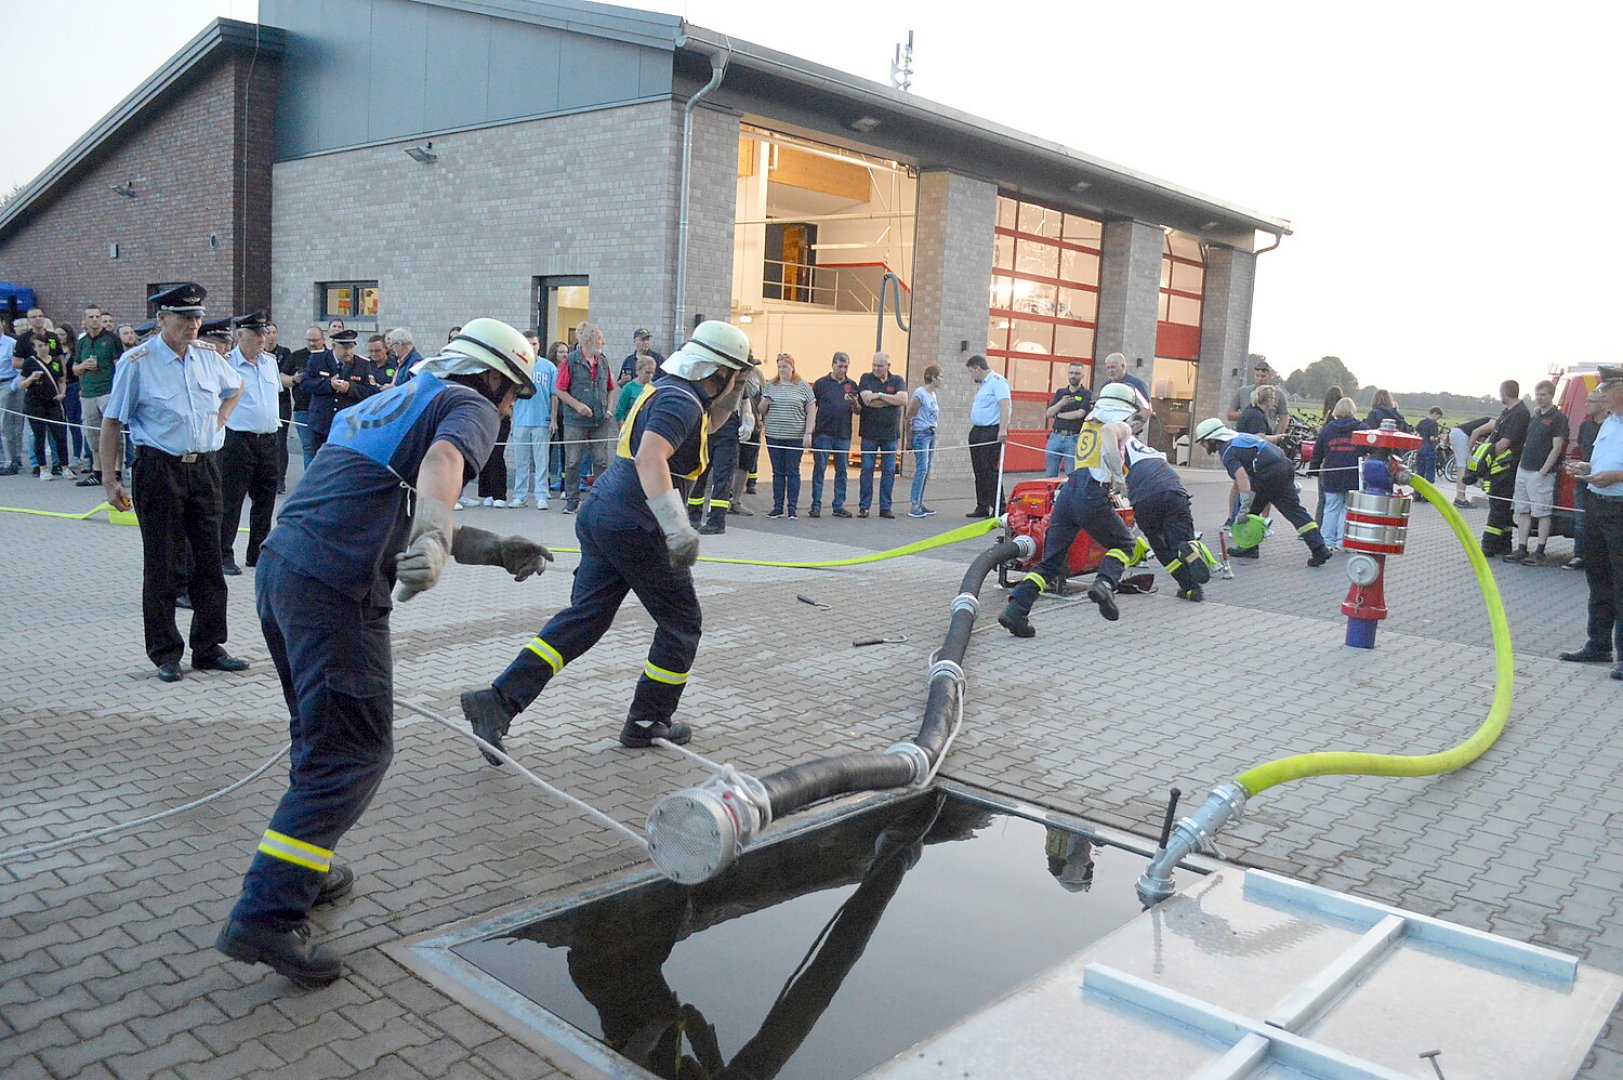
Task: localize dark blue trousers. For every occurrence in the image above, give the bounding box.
[1132,488,1201,592]
[230,551,393,931]
[688,422,739,525]
[1249,462,1328,555]
[1007,477,1132,617]
[493,498,701,726]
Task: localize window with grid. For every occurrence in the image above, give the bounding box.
[1156,231,1204,361]
[318,281,380,325]
[987,196,1102,431]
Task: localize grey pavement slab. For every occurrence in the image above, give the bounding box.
[2,458,1620,1077]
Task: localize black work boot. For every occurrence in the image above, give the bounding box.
[461,689,516,767]
[215,922,342,989]
[998,601,1036,638]
[1307,546,1331,567]
[1180,585,1204,602]
[314,863,355,907]
[698,510,726,535]
[620,718,692,748]
[1088,579,1120,621]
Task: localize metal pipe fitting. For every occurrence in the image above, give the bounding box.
[950,592,980,618]
[646,767,770,885]
[882,741,931,787]
[1012,534,1037,560]
[1135,782,1248,908]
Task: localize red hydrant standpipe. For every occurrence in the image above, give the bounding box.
[1341,425,1423,649]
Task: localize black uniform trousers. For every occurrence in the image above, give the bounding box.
[230,552,393,931]
[1007,476,1132,617]
[477,417,511,499]
[1246,461,1327,555]
[969,424,1003,513]
[276,395,292,488]
[1481,466,1516,554]
[492,498,700,726]
[1581,494,1623,656]
[219,430,280,566]
[132,447,230,667]
[688,419,739,526]
[1132,488,1201,592]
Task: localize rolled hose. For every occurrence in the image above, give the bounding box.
[1137,475,1514,906]
[646,536,1027,882]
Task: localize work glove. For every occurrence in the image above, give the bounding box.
[711,367,751,419]
[394,497,454,602]
[649,488,701,570]
[451,526,554,581]
[1233,489,1256,523]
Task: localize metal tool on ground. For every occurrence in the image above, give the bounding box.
[852,634,908,647]
[797,594,831,609]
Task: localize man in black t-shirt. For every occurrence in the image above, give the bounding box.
[1480,380,1530,556]
[809,351,859,516]
[856,352,907,517]
[1567,388,1607,570]
[1506,379,1570,564]
[1043,362,1091,478]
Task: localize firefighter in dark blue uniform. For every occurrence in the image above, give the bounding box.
[302,328,384,456]
[686,355,757,534]
[1195,417,1331,566]
[215,320,551,988]
[460,321,756,760]
[1119,429,1214,601]
[999,385,1143,638]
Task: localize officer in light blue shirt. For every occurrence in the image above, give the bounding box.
[100,283,249,683]
[219,312,284,574]
[1563,374,1623,675]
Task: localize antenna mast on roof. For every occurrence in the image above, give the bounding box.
[890,31,914,92]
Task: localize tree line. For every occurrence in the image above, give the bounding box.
[1259,353,1500,415]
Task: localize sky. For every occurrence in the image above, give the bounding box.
[6,1,1617,399]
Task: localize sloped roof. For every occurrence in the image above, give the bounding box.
[0,19,285,241]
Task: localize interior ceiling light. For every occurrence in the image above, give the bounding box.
[404,141,438,163]
[847,116,882,133]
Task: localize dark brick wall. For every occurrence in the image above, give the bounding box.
[0,49,279,327]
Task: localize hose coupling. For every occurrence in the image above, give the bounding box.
[883,741,932,787]
[647,767,772,885]
[1012,534,1037,560]
[1135,781,1248,908]
[950,592,980,618]
[927,658,965,689]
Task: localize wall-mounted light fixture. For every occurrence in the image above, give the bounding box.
[111,181,136,199]
[1201,220,1220,230]
[1070,179,1092,193]
[847,116,881,133]
[404,141,438,164]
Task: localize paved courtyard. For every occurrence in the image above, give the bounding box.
[3,453,1620,1078]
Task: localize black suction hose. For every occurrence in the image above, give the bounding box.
[757,539,1024,819]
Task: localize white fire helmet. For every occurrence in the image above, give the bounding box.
[661,320,753,382]
[414,318,538,398]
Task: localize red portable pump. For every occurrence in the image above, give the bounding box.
[998,477,1136,589]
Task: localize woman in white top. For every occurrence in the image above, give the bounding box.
[905,364,943,517]
[760,353,817,519]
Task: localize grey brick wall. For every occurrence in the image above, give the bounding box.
[272,99,698,355]
[909,169,997,486]
[1093,219,1162,388]
[1192,244,1257,466]
[0,54,278,324]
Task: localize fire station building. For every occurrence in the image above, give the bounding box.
[0,0,1290,476]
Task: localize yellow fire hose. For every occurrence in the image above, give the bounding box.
[1137,474,1514,905]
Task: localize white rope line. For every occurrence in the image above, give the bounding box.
[395,699,648,850]
[0,743,290,865]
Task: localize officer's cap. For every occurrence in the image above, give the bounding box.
[231,310,269,333]
[148,282,207,314]
[330,329,359,345]
[199,318,234,344]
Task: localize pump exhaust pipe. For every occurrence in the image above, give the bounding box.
[647,532,1034,884]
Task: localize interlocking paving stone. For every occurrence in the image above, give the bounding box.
[2,465,1621,1076]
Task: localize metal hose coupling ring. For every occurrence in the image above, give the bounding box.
[647,766,773,885]
[927,658,965,690]
[951,592,980,617]
[1012,534,1037,560]
[883,741,932,787]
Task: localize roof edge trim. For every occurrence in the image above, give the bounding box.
[0,18,285,239]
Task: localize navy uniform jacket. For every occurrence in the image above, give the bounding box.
[588,374,710,531]
[263,373,498,607]
[1219,433,1291,482]
[304,352,385,437]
